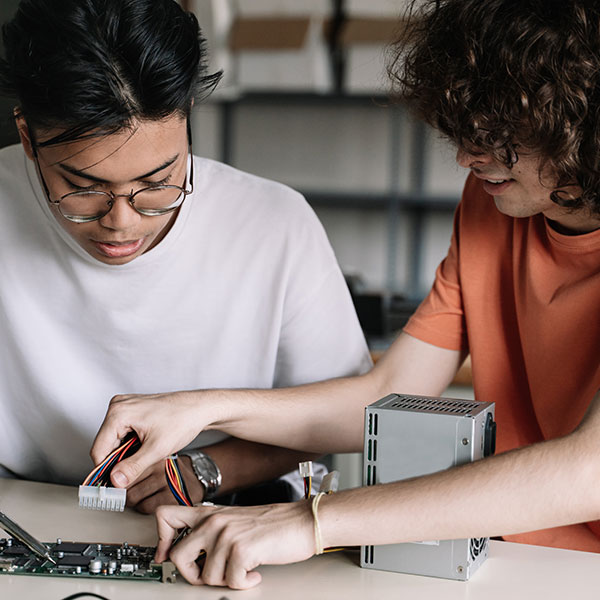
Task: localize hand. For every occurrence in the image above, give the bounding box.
[90,390,214,488]
[126,457,204,514]
[154,501,316,589]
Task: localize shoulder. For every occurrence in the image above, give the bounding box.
[192,156,324,231]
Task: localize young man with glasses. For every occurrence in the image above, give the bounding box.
[91,0,600,589]
[0,0,371,511]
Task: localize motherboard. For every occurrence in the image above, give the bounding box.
[0,537,176,583]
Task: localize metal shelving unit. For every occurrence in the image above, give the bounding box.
[216,91,459,303]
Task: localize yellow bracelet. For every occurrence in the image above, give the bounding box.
[312,491,326,555]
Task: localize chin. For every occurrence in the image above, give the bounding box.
[493,197,531,218]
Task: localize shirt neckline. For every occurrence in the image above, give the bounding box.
[544,216,600,252]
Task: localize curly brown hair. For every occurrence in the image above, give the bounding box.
[389,0,600,214]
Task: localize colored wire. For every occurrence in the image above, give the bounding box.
[165,456,193,506]
[82,433,140,487]
[303,476,312,499]
[83,434,193,507]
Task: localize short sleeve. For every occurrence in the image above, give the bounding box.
[273,201,372,387]
[403,200,469,353]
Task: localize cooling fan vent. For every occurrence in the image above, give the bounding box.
[469,537,488,562]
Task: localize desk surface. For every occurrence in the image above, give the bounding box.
[1,479,599,599]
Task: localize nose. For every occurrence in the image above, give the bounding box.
[98,193,141,230]
[456,148,494,169]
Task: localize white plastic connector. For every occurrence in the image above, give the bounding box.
[298,461,314,477]
[319,470,340,494]
[78,485,126,512]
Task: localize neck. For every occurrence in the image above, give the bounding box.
[547,210,600,236]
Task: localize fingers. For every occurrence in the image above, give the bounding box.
[225,550,262,590]
[171,510,262,590]
[91,392,202,487]
[110,441,165,488]
[154,505,207,562]
[91,394,143,464]
[169,528,208,586]
[124,462,173,509]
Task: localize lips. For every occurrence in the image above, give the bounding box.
[92,238,145,258]
[472,172,515,195]
[482,179,514,195]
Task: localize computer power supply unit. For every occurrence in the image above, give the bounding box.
[361,393,496,581]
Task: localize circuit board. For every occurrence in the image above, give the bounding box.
[0,537,176,583]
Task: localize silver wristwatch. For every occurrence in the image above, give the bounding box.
[178,449,222,500]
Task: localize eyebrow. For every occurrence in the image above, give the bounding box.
[58,154,180,184]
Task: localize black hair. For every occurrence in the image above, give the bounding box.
[0,0,222,146]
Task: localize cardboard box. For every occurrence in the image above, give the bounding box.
[229,15,333,92]
[345,0,411,17]
[234,0,330,18]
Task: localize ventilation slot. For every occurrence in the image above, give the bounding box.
[469,537,488,562]
[364,545,375,564]
[389,396,479,416]
[366,463,377,486]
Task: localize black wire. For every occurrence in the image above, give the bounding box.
[59,594,112,600]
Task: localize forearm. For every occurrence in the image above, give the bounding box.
[318,429,600,548]
[206,334,464,454]
[92,334,463,486]
[204,374,377,455]
[199,437,321,496]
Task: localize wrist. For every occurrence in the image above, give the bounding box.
[178,449,222,501]
[189,389,237,433]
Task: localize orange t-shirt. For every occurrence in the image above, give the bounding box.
[404,173,600,552]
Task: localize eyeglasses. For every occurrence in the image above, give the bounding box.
[32,125,194,224]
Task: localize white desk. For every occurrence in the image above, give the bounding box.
[1,479,599,599]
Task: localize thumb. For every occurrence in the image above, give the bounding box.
[110,449,156,488]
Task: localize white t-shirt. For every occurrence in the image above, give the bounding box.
[0,144,371,485]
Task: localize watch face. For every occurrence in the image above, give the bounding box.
[196,456,219,480]
[188,452,221,498]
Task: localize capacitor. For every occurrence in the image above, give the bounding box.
[75,566,82,574]
[89,559,102,574]
[56,538,62,545]
[108,560,117,571]
[6,539,12,547]
[57,551,64,559]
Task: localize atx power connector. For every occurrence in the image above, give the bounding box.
[78,485,126,511]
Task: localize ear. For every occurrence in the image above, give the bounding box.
[14,108,35,161]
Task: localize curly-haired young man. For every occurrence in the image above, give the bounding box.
[90,0,600,588]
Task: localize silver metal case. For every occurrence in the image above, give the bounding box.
[361,393,496,581]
